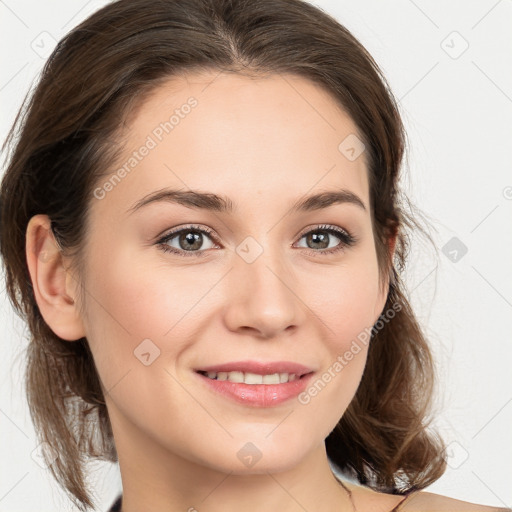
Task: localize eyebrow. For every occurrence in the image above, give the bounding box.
[127,188,367,215]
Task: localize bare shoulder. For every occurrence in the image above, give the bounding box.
[341,480,511,512]
[400,490,511,512]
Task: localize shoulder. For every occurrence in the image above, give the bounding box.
[341,480,511,512]
[400,490,510,512]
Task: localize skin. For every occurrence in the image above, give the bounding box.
[25,72,503,512]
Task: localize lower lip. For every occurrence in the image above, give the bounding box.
[196,372,314,407]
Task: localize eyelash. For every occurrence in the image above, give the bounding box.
[156,224,357,258]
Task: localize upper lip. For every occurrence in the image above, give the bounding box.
[195,360,314,376]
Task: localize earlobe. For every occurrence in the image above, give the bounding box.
[25,214,86,341]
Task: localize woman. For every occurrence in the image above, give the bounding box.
[0,0,508,511]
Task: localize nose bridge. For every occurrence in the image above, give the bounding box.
[224,234,302,337]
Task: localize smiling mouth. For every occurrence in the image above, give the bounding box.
[196,370,308,384]
[194,364,315,407]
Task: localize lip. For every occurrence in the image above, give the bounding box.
[194,360,315,408]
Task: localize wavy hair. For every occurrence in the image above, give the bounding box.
[0,0,446,509]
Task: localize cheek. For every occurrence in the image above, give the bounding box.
[304,250,382,350]
[83,234,211,337]
[78,249,215,441]
[295,251,381,409]
[294,272,377,442]
[79,244,224,385]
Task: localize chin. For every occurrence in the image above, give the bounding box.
[190,427,320,475]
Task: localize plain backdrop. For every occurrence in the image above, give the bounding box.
[0,1,511,511]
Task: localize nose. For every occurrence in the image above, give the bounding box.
[222,243,305,339]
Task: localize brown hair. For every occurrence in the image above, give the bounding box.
[0,0,446,509]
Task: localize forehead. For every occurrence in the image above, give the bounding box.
[94,71,369,217]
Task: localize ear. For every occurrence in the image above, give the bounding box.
[373,229,398,322]
[25,214,86,341]
[388,229,397,260]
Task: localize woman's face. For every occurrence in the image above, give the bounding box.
[76,71,390,475]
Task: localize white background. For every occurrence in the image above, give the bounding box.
[0,1,511,511]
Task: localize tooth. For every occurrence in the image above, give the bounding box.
[205,370,297,384]
[227,371,244,383]
[262,373,280,384]
[244,372,263,384]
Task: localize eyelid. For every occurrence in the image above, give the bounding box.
[295,223,351,241]
[157,224,218,243]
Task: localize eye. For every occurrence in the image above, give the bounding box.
[294,224,357,255]
[156,225,219,257]
[156,223,357,258]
